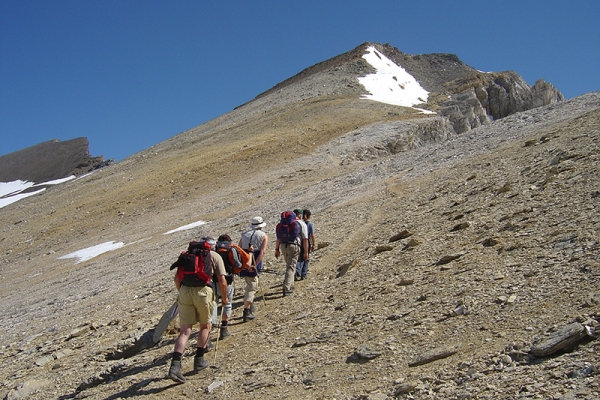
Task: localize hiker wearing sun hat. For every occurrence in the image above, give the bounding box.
[238,216,269,322]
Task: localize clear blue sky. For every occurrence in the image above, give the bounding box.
[1,1,598,162]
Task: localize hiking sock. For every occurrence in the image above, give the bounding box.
[221,320,228,327]
[172,351,182,361]
[196,347,206,358]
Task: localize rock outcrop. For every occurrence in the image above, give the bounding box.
[0,137,111,183]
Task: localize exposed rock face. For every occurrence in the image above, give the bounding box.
[431,71,563,134]
[0,137,111,183]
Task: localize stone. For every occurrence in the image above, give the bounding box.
[530,322,588,357]
[409,345,459,367]
[436,253,464,265]
[390,230,412,242]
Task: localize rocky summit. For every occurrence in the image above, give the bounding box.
[0,42,598,399]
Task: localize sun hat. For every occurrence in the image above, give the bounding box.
[250,216,266,230]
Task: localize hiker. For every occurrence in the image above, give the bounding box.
[295,209,316,280]
[211,234,239,340]
[212,235,241,340]
[275,210,308,296]
[238,216,269,322]
[167,237,229,383]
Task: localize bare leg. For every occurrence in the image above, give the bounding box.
[197,323,211,348]
[174,324,193,354]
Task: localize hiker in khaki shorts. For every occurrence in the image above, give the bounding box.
[167,237,228,383]
[238,216,269,322]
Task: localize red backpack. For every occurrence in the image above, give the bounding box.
[172,241,213,287]
[276,211,300,243]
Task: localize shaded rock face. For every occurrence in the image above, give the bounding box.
[0,137,111,183]
[430,70,563,134]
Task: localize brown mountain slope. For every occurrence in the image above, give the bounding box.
[0,43,597,399]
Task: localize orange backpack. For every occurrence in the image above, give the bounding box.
[215,241,253,275]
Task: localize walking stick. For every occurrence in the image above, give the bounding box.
[213,309,222,364]
[259,283,267,309]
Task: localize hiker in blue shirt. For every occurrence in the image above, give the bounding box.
[296,209,315,280]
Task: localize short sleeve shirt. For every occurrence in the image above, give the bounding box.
[210,250,227,277]
[295,219,308,245]
[306,221,315,236]
[240,229,266,251]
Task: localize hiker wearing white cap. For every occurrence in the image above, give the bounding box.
[238,216,269,322]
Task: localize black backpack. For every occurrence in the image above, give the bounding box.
[170,241,213,287]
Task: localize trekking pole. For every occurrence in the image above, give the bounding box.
[259,284,267,310]
[213,310,222,364]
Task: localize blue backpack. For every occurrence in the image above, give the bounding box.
[276,211,300,243]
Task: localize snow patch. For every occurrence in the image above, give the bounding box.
[58,241,125,264]
[164,220,207,235]
[359,46,433,114]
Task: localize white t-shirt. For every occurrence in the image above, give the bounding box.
[240,228,267,251]
[295,219,308,246]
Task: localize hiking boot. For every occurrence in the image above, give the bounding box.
[205,341,215,352]
[193,356,209,373]
[168,360,185,383]
[283,288,294,296]
[249,302,255,314]
[294,273,301,281]
[219,327,231,340]
[243,307,255,322]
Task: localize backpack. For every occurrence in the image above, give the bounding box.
[215,241,252,276]
[276,210,300,243]
[171,241,213,287]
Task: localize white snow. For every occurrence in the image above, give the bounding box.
[0,187,46,208]
[58,241,125,264]
[33,175,75,186]
[358,45,433,113]
[164,220,207,235]
[0,180,35,197]
[0,176,75,209]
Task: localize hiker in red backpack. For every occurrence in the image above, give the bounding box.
[167,237,228,383]
[275,210,308,296]
[238,216,269,322]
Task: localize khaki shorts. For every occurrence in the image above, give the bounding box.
[178,285,214,325]
[243,275,259,303]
